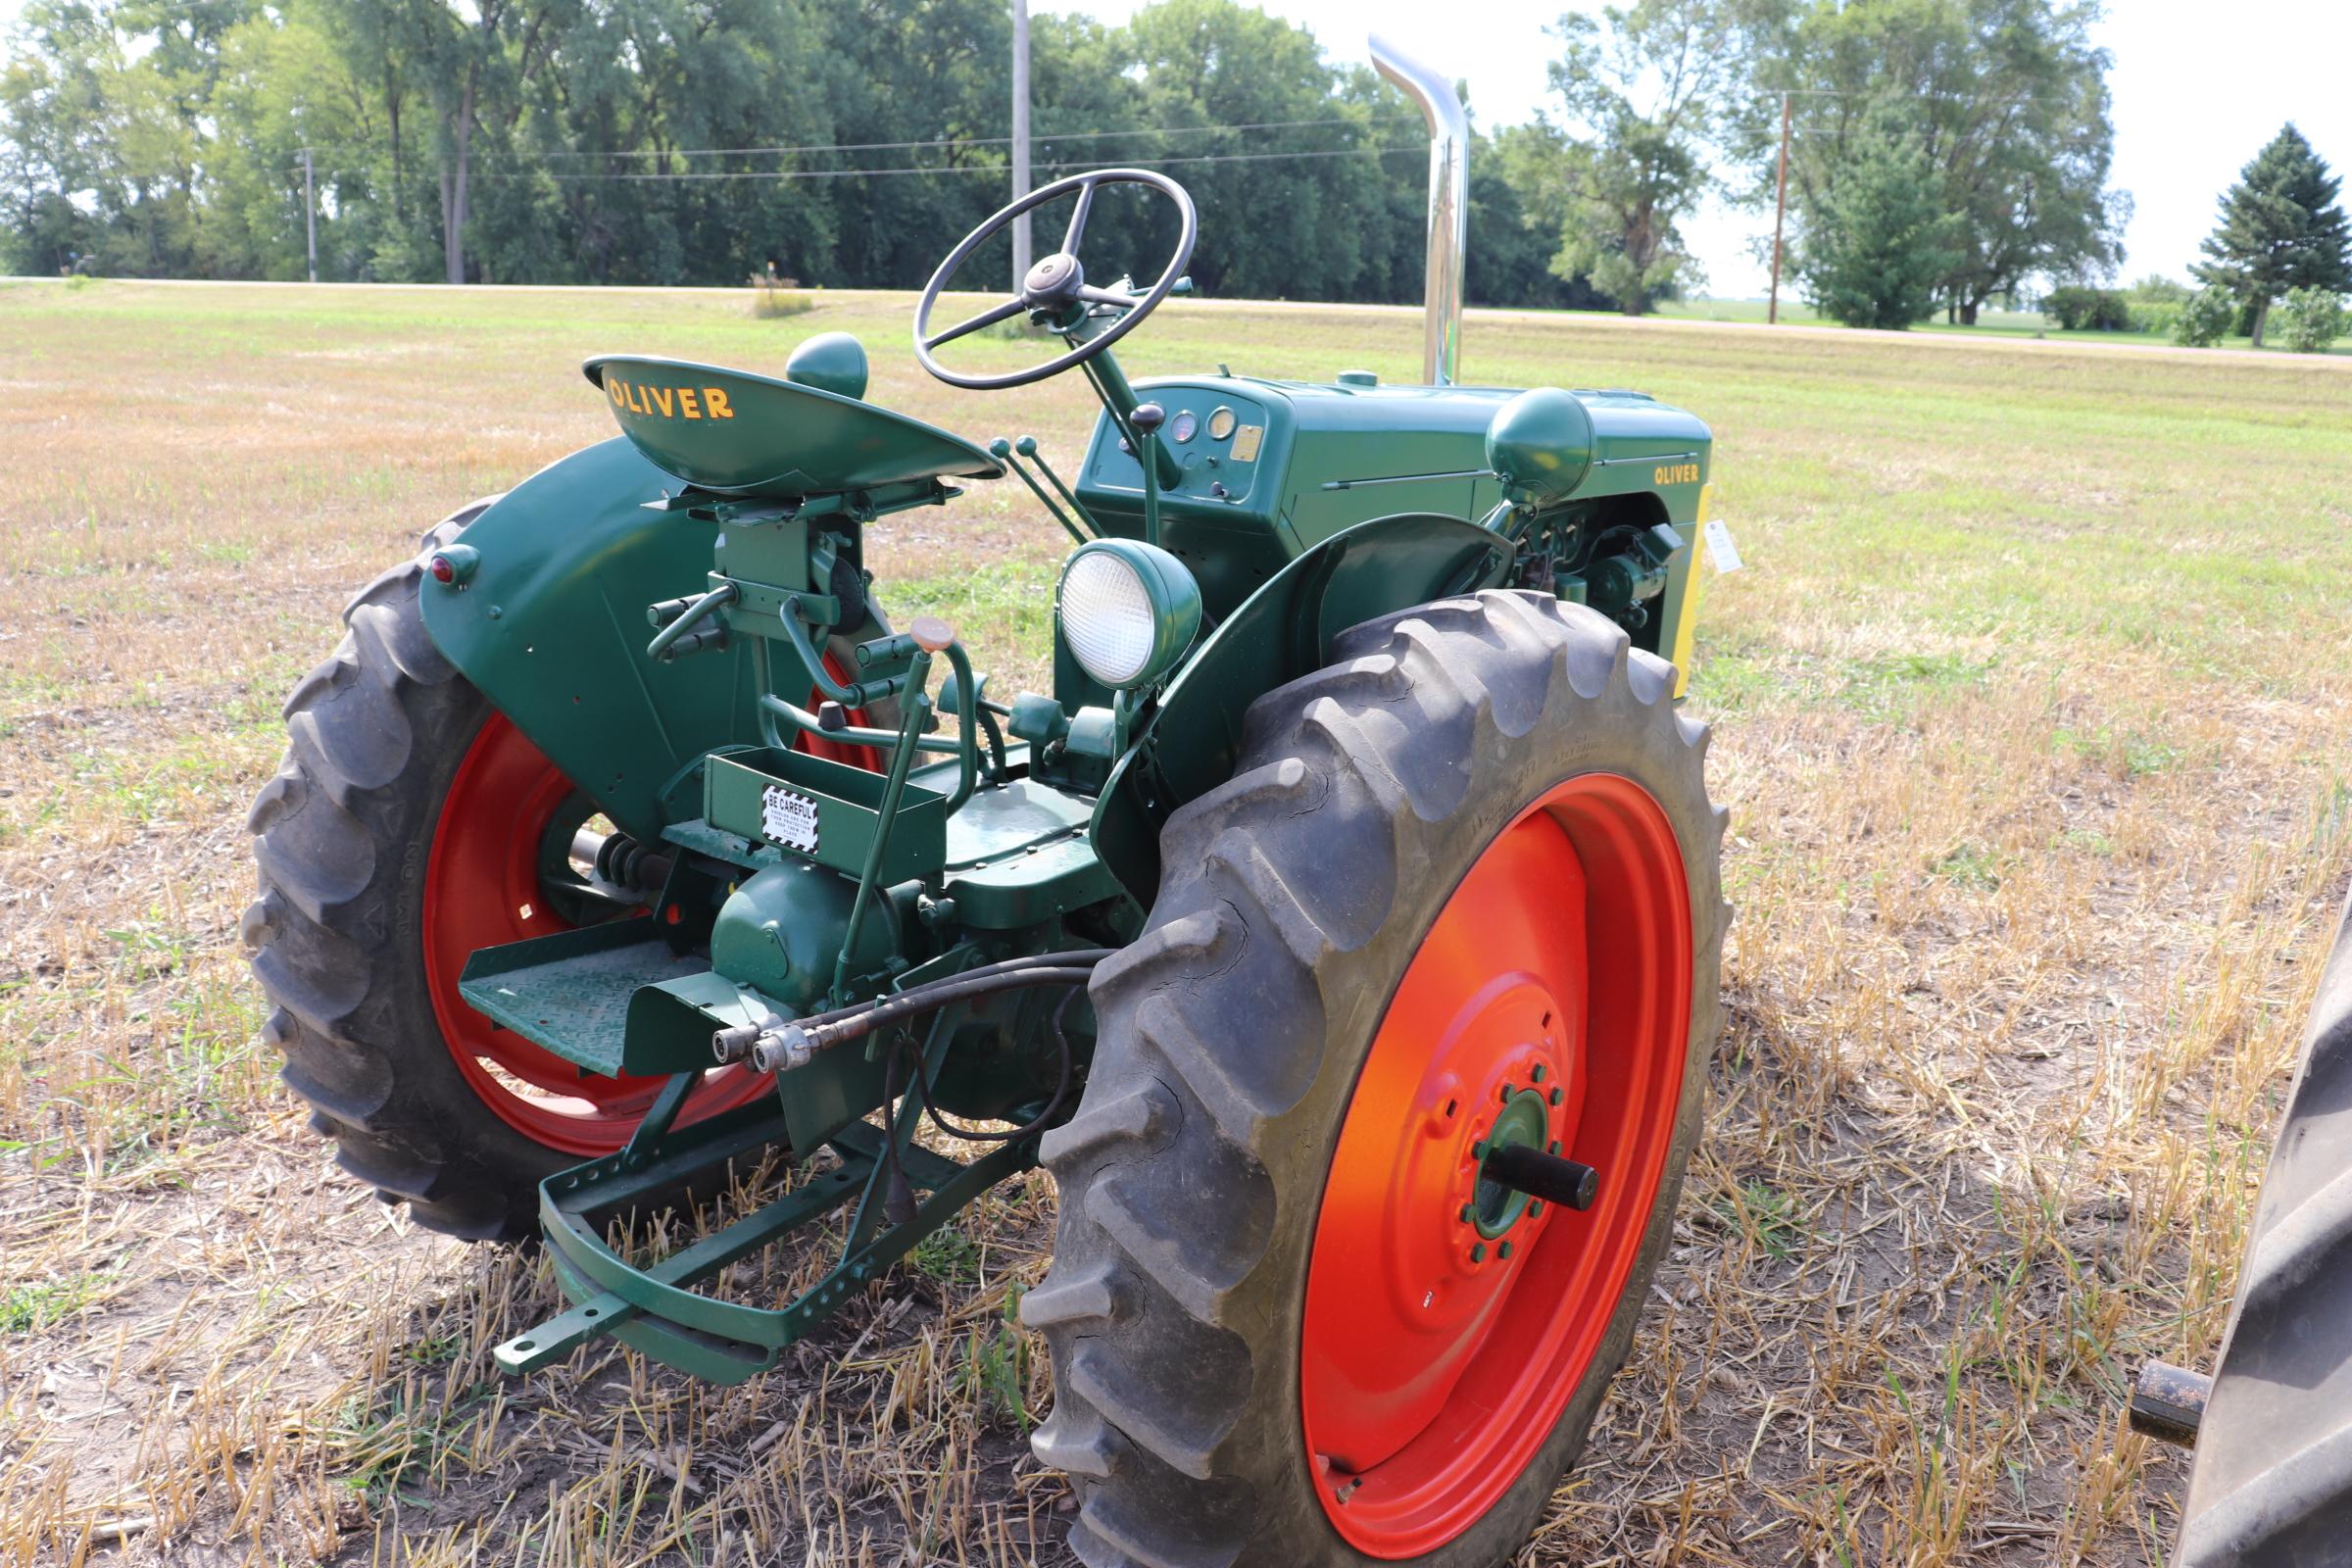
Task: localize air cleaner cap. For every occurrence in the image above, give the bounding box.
[1486,387,1596,509]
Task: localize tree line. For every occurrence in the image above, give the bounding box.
[2,0,2139,323]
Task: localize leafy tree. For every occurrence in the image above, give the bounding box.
[1729,0,2125,324]
[2193,123,2352,348]
[2126,272,2188,303]
[1531,0,1739,314]
[1479,122,1616,310]
[2040,284,2126,330]
[2277,287,2346,354]
[1794,99,1961,329]
[2171,285,2234,348]
[0,0,1630,307]
[1107,0,1393,302]
[0,1,213,275]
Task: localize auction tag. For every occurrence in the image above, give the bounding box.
[1702,517,1743,574]
[760,784,820,854]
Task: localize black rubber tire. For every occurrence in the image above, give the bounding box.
[2177,884,2352,1567]
[244,504,571,1242]
[1023,590,1728,1568]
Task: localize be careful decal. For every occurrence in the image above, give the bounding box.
[760,784,820,855]
[605,376,736,419]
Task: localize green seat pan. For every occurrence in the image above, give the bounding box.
[584,354,1004,499]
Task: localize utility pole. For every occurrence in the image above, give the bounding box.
[1766,92,1789,324]
[302,146,318,284]
[1010,0,1032,283]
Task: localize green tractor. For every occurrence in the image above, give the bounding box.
[247,50,1726,1565]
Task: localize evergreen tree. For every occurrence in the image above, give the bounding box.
[1796,100,1962,330]
[2193,123,2352,348]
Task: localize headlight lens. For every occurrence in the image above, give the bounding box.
[1056,540,1202,691]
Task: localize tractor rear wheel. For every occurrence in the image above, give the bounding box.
[1026,590,1726,1567]
[2176,885,2352,1567]
[244,509,775,1241]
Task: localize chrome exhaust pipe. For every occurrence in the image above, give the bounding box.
[1370,35,1468,386]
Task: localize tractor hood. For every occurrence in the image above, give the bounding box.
[1071,372,1713,614]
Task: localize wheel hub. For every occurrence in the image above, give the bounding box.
[1469,1084,1556,1242]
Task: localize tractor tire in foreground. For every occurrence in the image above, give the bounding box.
[2177,885,2352,1567]
[1027,590,1727,1568]
[244,509,775,1241]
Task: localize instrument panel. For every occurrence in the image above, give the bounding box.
[1088,386,1272,508]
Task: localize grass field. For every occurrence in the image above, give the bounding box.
[1656,294,2352,356]
[2,276,2349,1566]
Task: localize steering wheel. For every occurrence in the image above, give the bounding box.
[912,169,1197,391]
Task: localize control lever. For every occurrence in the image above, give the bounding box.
[1130,402,1166,548]
[1020,437,1101,538]
[990,437,1090,546]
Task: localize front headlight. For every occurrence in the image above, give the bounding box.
[1056,539,1202,691]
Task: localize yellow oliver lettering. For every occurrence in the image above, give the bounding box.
[679,387,703,418]
[704,386,734,418]
[649,385,676,417]
[1652,462,1700,486]
[607,378,627,409]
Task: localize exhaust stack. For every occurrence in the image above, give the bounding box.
[1370,36,1468,386]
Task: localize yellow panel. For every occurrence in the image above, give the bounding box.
[1670,484,1714,699]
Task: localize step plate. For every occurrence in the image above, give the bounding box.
[458,920,707,1078]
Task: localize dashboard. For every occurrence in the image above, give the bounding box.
[1083,387,1275,509]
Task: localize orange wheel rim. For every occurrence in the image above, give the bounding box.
[420,715,777,1154]
[420,655,879,1156]
[1300,772,1692,1556]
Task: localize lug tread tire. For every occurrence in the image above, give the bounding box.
[1027,590,1727,1568]
[247,504,562,1243]
[2179,885,2352,1568]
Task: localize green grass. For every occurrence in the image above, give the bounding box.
[0,1272,107,1333]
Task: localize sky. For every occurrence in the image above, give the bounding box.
[2,0,2344,297]
[1062,0,2352,298]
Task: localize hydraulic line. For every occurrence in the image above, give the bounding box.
[921,986,1084,1144]
[795,966,1097,1056]
[711,949,1112,1065]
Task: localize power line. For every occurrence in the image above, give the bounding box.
[541,114,1415,160]
[295,115,1415,166]
[505,145,1426,183]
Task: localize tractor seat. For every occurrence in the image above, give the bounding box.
[585,338,1003,499]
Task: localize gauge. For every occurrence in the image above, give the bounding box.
[1168,410,1199,444]
[1206,407,1238,441]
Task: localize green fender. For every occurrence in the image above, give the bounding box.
[417,437,763,845]
[1091,512,1514,902]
